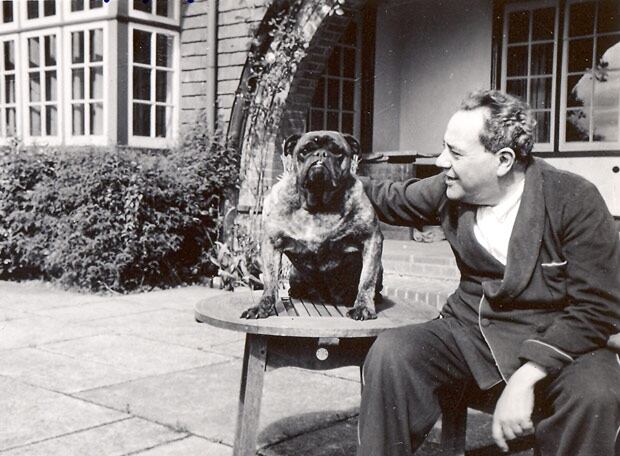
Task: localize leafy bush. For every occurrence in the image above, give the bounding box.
[0,119,240,292]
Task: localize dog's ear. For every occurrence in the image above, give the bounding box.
[343,134,361,157]
[282,134,301,156]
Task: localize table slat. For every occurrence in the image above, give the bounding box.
[303,299,322,317]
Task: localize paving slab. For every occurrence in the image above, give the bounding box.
[0,316,106,350]
[31,299,161,322]
[134,436,233,455]
[121,286,231,311]
[75,361,361,449]
[41,334,232,376]
[0,281,110,311]
[0,417,184,456]
[0,376,126,451]
[82,308,243,350]
[0,348,144,393]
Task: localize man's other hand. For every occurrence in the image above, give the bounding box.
[492,362,547,452]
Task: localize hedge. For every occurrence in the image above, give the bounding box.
[0,126,239,293]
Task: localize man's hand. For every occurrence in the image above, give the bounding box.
[492,362,547,452]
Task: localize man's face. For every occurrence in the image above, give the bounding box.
[435,108,501,205]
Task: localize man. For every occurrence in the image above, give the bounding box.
[357,90,620,456]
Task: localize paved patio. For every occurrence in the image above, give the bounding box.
[0,280,532,455]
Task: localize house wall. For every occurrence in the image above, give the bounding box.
[372,0,493,156]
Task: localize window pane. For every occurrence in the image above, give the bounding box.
[44,35,56,66]
[309,110,323,130]
[596,34,620,70]
[44,0,55,16]
[28,38,40,68]
[72,69,84,99]
[5,75,14,103]
[530,77,552,109]
[90,102,103,135]
[3,1,13,23]
[45,106,57,135]
[506,78,527,101]
[155,34,172,67]
[342,21,357,45]
[4,41,14,71]
[133,103,151,136]
[45,71,56,101]
[566,109,590,141]
[327,78,339,109]
[155,105,166,137]
[29,73,41,102]
[506,45,528,76]
[90,29,103,62]
[133,68,150,100]
[533,111,550,142]
[593,110,618,141]
[593,70,620,109]
[71,0,84,11]
[312,78,324,107]
[133,0,151,13]
[532,7,555,41]
[598,0,620,34]
[342,80,354,111]
[27,0,38,19]
[568,38,593,73]
[156,0,171,17]
[567,73,592,108]
[72,31,84,64]
[343,48,356,78]
[133,30,151,64]
[72,104,84,135]
[155,70,170,102]
[341,112,353,134]
[326,111,338,130]
[90,66,103,99]
[90,0,103,8]
[327,47,341,76]
[569,1,595,37]
[6,107,16,136]
[30,107,41,135]
[531,43,554,75]
[508,10,529,43]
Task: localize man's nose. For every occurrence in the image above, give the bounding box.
[435,148,451,169]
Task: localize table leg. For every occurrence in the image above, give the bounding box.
[233,333,268,456]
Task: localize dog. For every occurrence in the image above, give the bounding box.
[240,131,383,321]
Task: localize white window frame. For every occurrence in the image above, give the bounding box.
[128,23,179,149]
[559,0,620,151]
[501,0,560,152]
[20,0,60,27]
[0,34,21,144]
[0,1,19,32]
[63,21,108,146]
[20,27,63,146]
[63,0,108,20]
[129,0,180,26]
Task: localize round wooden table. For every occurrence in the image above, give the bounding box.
[194,290,433,456]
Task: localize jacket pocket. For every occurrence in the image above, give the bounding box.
[541,262,567,301]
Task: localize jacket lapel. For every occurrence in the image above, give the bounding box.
[482,159,545,303]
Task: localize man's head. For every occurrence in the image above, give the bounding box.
[435,90,535,205]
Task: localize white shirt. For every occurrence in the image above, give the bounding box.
[473,179,525,266]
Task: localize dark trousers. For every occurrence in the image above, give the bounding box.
[357,318,620,456]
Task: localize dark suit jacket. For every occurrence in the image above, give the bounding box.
[362,158,620,381]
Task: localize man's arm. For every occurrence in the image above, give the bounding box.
[359,173,447,228]
[518,180,620,374]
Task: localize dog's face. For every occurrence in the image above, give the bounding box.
[283,131,360,212]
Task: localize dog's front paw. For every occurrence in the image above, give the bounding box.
[240,305,274,319]
[347,306,377,321]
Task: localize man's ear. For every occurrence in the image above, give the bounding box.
[282,134,301,156]
[496,147,516,177]
[343,134,361,157]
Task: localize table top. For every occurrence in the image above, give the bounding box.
[194,290,435,338]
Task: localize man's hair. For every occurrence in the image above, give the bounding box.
[459,90,535,164]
